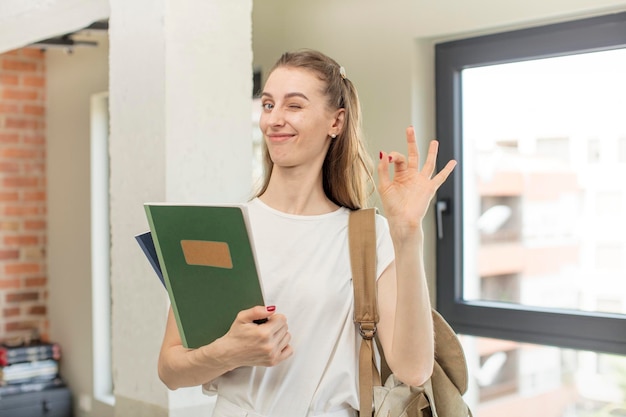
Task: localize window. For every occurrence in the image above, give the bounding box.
[435,11,626,415]
[91,92,114,407]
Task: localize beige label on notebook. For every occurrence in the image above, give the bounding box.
[180,240,233,269]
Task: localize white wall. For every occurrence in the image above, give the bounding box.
[46,32,111,417]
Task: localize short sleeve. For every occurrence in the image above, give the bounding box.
[202,380,218,396]
[374,214,395,280]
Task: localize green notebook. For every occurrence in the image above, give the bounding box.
[144,203,265,349]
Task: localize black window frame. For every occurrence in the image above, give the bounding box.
[435,11,626,355]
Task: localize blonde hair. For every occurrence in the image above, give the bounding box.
[255,49,374,210]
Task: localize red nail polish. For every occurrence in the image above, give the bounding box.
[266,305,276,312]
[379,151,383,160]
[388,156,393,162]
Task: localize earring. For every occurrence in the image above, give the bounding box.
[331,134,337,139]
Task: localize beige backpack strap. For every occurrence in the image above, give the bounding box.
[349,208,381,416]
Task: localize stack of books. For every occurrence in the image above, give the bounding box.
[140,203,265,349]
[0,341,65,397]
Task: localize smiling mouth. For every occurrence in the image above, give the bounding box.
[267,133,295,142]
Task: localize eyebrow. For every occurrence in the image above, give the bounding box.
[261,92,310,101]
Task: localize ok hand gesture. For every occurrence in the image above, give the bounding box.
[378,127,456,237]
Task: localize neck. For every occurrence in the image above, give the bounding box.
[259,166,338,215]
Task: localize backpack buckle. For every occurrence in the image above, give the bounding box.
[359,323,377,340]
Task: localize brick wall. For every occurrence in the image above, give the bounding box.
[0,48,47,344]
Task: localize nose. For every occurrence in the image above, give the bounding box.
[266,106,285,127]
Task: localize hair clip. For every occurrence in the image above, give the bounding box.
[339,66,347,79]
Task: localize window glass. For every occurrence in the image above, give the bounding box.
[461,49,626,315]
[462,335,626,417]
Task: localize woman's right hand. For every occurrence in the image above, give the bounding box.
[218,305,293,368]
[158,305,292,390]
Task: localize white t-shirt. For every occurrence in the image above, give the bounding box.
[204,198,395,417]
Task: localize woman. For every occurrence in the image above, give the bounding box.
[158,49,456,417]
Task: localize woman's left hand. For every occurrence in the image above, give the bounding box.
[378,126,456,236]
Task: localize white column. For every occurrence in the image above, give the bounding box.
[108,0,253,415]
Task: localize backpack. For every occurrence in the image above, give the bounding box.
[349,208,472,417]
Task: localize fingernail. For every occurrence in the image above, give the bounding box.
[388,156,393,162]
[266,305,276,312]
[379,151,383,160]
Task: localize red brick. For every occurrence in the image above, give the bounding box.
[5,320,40,332]
[0,249,20,260]
[23,135,45,145]
[0,277,21,289]
[2,60,37,71]
[4,176,39,187]
[0,148,32,159]
[5,291,39,303]
[21,49,45,58]
[1,89,39,101]
[4,235,39,246]
[3,307,21,317]
[24,220,46,230]
[23,163,45,174]
[0,103,19,113]
[22,76,45,87]
[0,74,19,85]
[5,117,42,130]
[0,148,38,159]
[23,105,45,116]
[5,263,41,275]
[23,247,45,260]
[24,277,46,287]
[23,191,46,201]
[0,46,47,341]
[0,221,20,230]
[3,205,41,216]
[0,191,19,201]
[27,305,46,315]
[0,132,20,143]
[3,176,39,187]
[0,161,20,173]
